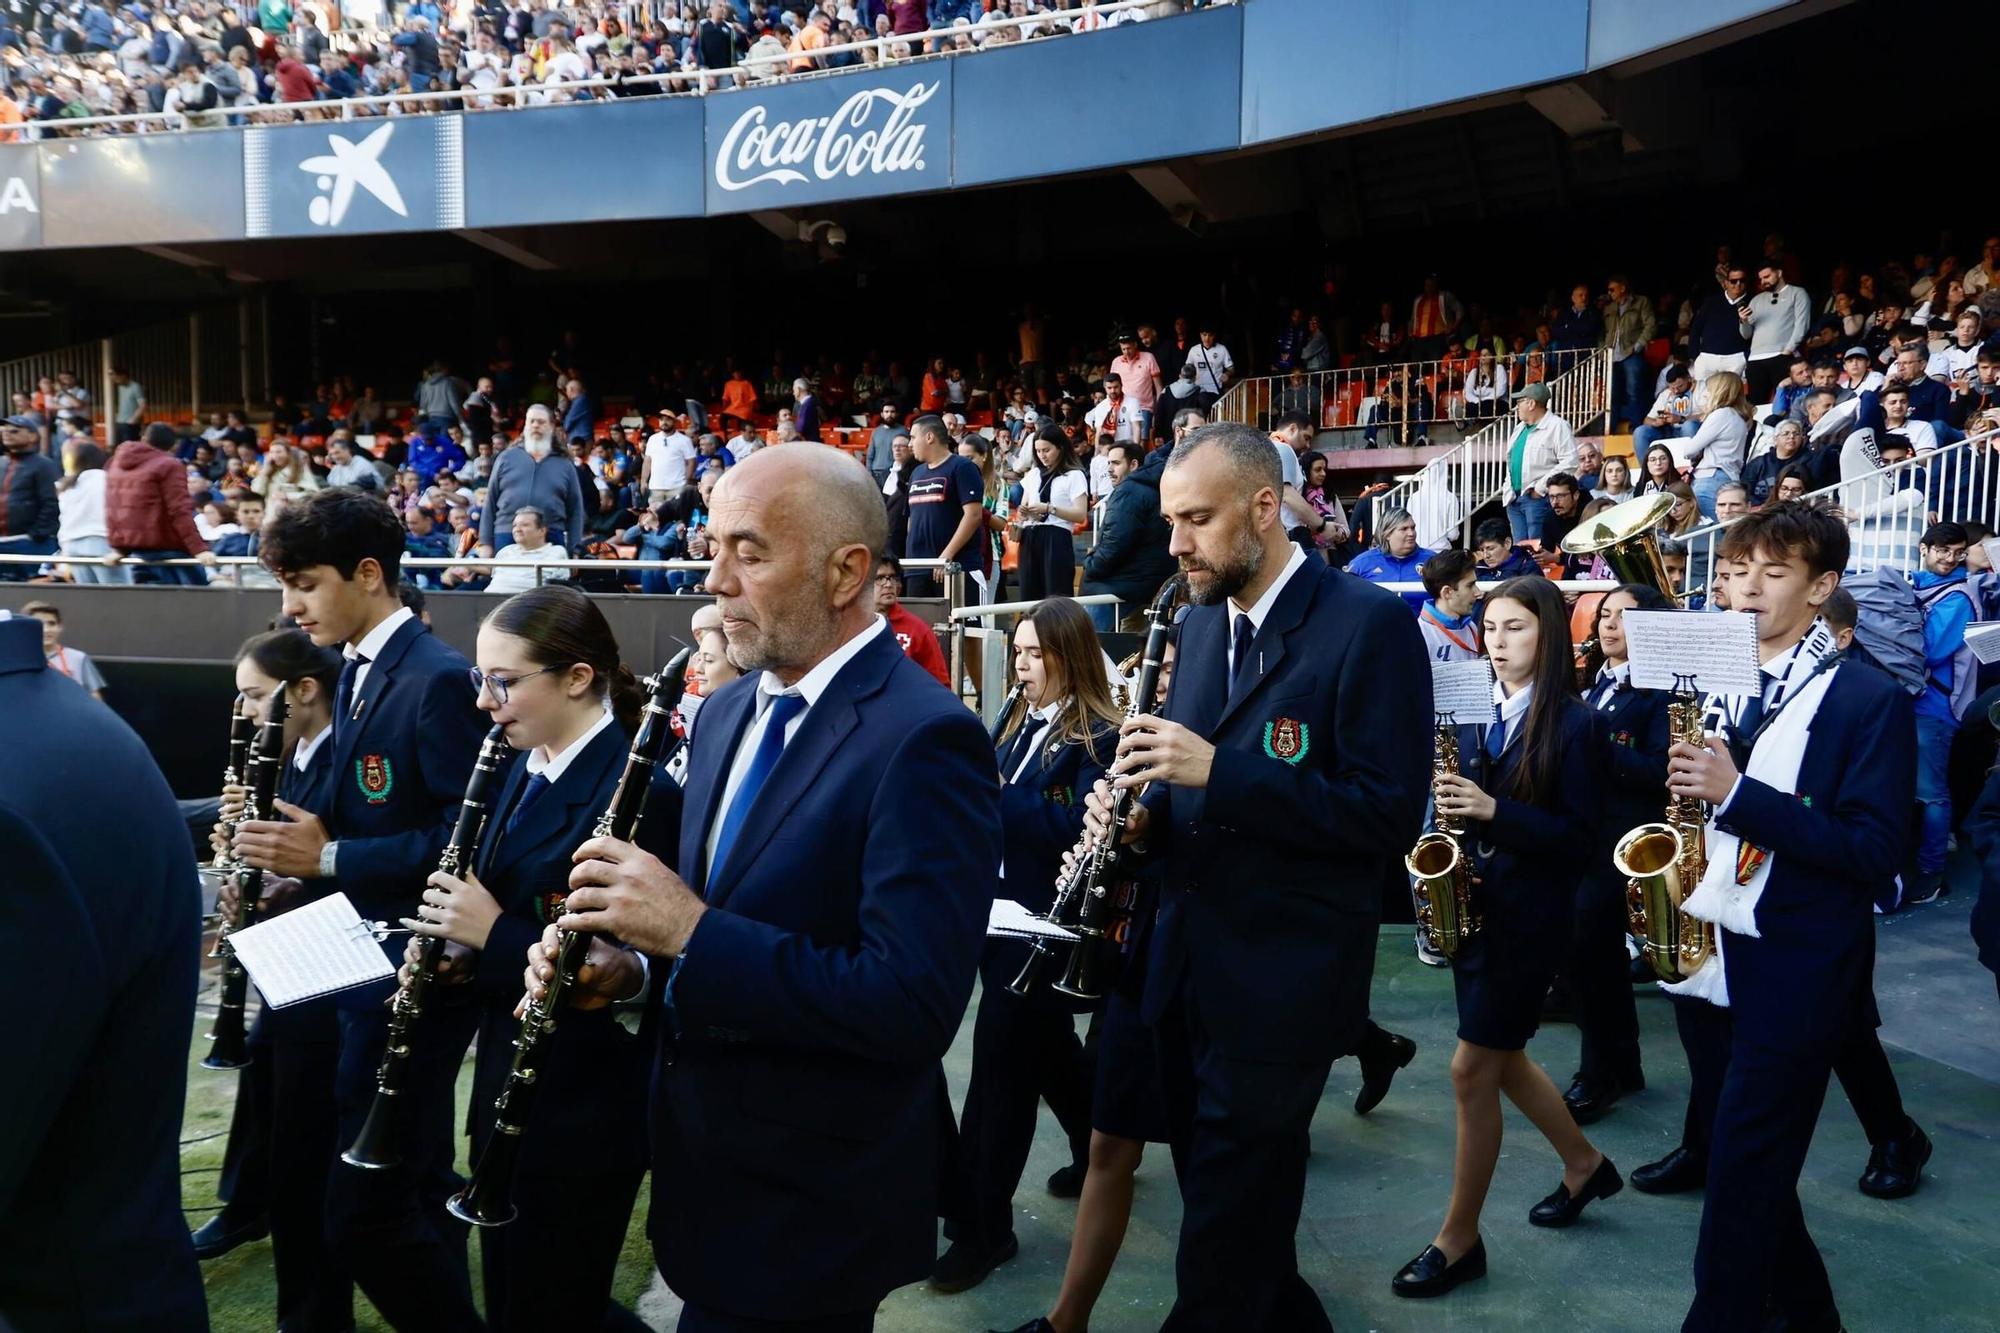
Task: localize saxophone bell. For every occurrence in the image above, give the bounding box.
[1618,679,1715,983]
[1408,711,1480,960]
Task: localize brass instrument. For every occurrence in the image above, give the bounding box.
[204,684,289,1072]
[1559,492,1680,594]
[343,722,514,1169]
[1614,675,1715,983]
[1110,646,1142,713]
[1407,711,1480,959]
[449,648,694,1227]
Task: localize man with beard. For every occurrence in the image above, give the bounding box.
[1080,423,1432,1330]
[479,402,587,556]
[520,444,999,1331]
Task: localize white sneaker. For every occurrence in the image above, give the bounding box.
[1415,934,1450,968]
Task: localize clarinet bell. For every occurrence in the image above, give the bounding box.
[341,1095,401,1170]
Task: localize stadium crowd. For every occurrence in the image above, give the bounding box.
[0,0,1197,130]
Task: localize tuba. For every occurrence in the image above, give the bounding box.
[1407,712,1479,959]
[1613,676,1715,983]
[1559,491,1681,593]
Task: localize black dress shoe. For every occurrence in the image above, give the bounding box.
[1390,1237,1486,1298]
[1562,1075,1625,1126]
[930,1233,1019,1293]
[190,1212,269,1261]
[1355,1030,1417,1116]
[991,1321,1056,1333]
[1046,1163,1085,1199]
[1529,1155,1623,1227]
[1761,1306,1846,1332]
[1631,1145,1706,1195]
[1858,1120,1932,1199]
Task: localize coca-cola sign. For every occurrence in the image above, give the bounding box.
[706,71,950,210]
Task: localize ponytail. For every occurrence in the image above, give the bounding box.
[484,585,636,728]
[606,663,646,733]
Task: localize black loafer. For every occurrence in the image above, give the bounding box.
[1631,1145,1706,1195]
[1391,1237,1486,1298]
[930,1233,1019,1293]
[1046,1163,1085,1199]
[1529,1155,1623,1227]
[1355,1030,1418,1116]
[191,1212,269,1261]
[1562,1075,1625,1126]
[1858,1120,1932,1199]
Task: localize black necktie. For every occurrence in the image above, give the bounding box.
[1728,689,1767,769]
[499,772,551,844]
[1001,720,1041,782]
[1230,613,1255,690]
[334,651,370,738]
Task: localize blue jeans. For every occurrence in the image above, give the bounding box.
[1615,353,1649,428]
[1915,713,1957,876]
[61,535,119,584]
[1632,419,1698,457]
[1506,494,1551,543]
[0,536,57,581]
[126,548,210,586]
[1086,598,1120,633]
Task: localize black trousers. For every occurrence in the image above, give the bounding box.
[217,997,354,1331]
[948,950,1093,1248]
[1745,354,1790,406]
[326,1000,483,1332]
[1015,525,1075,603]
[1570,872,1643,1085]
[1155,976,1334,1333]
[479,1163,649,1332]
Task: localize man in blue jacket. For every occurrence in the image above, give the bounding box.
[1081,440,1176,631]
[1911,521,1976,902]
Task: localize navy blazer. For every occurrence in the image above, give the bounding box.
[0,619,207,1330]
[1966,766,2000,978]
[651,625,1000,1322]
[324,615,488,952]
[1713,661,1914,1052]
[1142,561,1433,1063]
[465,723,652,1171]
[996,718,1115,918]
[1584,675,1673,872]
[280,729,337,814]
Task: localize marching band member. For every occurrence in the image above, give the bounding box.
[204,629,353,1329]
[1562,584,1674,1124]
[1394,576,1619,1299]
[1657,504,1917,1331]
[232,486,489,1331]
[402,585,652,1331]
[933,596,1119,1293]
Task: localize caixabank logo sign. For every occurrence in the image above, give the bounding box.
[245,119,464,239]
[0,144,39,250]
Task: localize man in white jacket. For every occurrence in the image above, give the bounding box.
[1500,382,1577,543]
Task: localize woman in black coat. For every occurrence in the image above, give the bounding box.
[1393,577,1618,1299]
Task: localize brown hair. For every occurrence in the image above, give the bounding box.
[483,585,645,731]
[1716,499,1849,577]
[1484,577,1577,806]
[1001,596,1123,764]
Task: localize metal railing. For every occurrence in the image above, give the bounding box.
[1681,420,2000,595]
[1370,347,1613,546]
[28,0,1179,137]
[1213,346,1601,443]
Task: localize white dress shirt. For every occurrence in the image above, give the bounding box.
[1225,544,1308,679]
[292,722,332,774]
[527,708,617,782]
[344,604,415,700]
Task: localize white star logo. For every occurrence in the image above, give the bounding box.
[298,123,408,228]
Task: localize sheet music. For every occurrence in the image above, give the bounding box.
[1622,609,1762,696]
[1430,658,1497,724]
[226,892,396,1008]
[1966,622,2000,666]
[987,898,1077,941]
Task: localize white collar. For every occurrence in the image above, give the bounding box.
[528,707,616,783]
[1026,697,1062,724]
[1597,661,1632,689]
[756,615,889,712]
[1228,543,1308,635]
[292,722,331,772]
[1495,679,1535,725]
[345,604,414,663]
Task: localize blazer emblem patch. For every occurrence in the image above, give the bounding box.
[1264,718,1309,765]
[356,754,394,804]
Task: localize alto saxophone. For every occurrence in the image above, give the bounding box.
[1407,711,1480,959]
[1612,678,1715,983]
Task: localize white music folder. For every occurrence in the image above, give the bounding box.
[226,892,397,1008]
[987,898,1077,941]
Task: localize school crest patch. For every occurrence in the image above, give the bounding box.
[1263,718,1309,765]
[1043,784,1074,808]
[356,754,394,804]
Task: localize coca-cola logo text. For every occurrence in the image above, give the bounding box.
[713,81,940,193]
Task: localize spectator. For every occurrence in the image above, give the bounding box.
[1276,368,1323,424]
[108,367,146,444]
[482,404,588,556]
[324,436,382,491]
[642,410,698,504]
[1346,507,1434,609]
[1473,517,1540,580]
[21,600,106,700]
[401,505,453,588]
[560,377,596,445]
[1298,451,1351,558]
[1634,364,1698,456]
[106,422,216,585]
[56,442,114,586]
[1183,322,1235,401]
[1363,366,1435,448]
[0,415,60,581]
[1638,441,1679,496]
[482,505,571,593]
[1539,472,1584,550]
[881,432,918,558]
[1109,332,1164,440]
[1573,441,1603,494]
[621,502,689,596]
[251,439,324,509]
[1080,439,1174,632]
[1674,369,1753,520]
[1361,300,1406,364]
[1085,375,1143,446]
[1912,521,1975,902]
[793,377,823,440]
[1550,283,1604,353]
[904,413,986,599]
[695,2,749,87]
[1013,425,1088,603]
[1407,274,1464,360]
[1463,349,1509,420]
[1416,548,1482,662]
[1500,382,1577,543]
[1740,261,1812,403]
[875,553,950,686]
[720,364,759,426]
[1602,275,1658,431]
[1742,419,1809,507]
[865,401,904,485]
[1688,266,1752,383]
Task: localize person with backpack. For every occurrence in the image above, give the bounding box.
[1912,521,1977,903]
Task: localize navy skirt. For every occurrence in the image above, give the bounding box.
[1090,991,1168,1143]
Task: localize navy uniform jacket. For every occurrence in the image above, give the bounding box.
[1585,674,1673,873]
[324,614,487,973]
[1713,662,1914,1053]
[654,626,1000,1322]
[0,618,207,1330]
[1967,766,2000,978]
[466,723,651,1173]
[1141,562,1433,1063]
[997,718,1115,918]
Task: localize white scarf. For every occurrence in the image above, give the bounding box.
[1663,620,1840,1007]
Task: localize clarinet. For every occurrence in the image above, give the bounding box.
[450,648,693,1227]
[1009,579,1180,998]
[989,682,1028,747]
[342,722,514,1169]
[209,700,256,873]
[203,684,290,1072]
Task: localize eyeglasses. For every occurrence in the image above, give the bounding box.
[873,573,901,586]
[468,664,563,704]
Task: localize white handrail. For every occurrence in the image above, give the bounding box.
[33,0,1170,136]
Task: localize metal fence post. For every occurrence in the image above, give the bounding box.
[945,561,966,700]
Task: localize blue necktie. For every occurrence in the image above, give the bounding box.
[708,691,807,887]
[1485,716,1508,761]
[1229,613,1255,690]
[499,772,551,844]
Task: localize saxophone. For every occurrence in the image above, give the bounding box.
[1612,679,1715,983]
[1407,712,1480,959]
